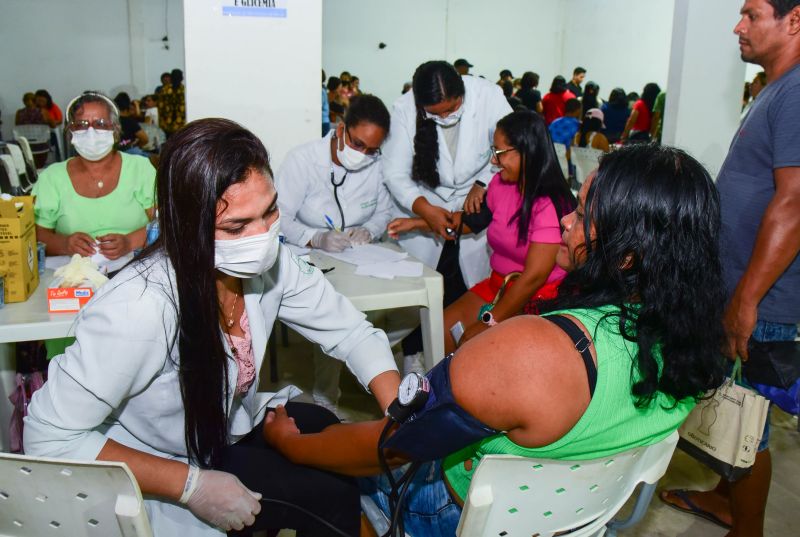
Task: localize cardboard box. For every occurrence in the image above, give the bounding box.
[0,196,39,303]
[47,285,95,313]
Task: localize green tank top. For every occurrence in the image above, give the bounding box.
[443,305,695,500]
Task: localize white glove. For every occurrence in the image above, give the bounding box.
[183,467,261,531]
[347,227,372,245]
[311,230,352,252]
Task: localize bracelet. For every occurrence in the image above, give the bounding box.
[179,464,201,504]
[474,180,486,188]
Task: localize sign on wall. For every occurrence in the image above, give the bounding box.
[222,0,288,18]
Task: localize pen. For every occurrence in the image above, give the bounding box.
[324,214,340,232]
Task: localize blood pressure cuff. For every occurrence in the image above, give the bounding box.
[380,353,500,462]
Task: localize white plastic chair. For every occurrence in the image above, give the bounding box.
[456,432,679,537]
[13,127,51,169]
[571,147,604,187]
[139,123,166,152]
[0,155,23,193]
[11,137,39,183]
[3,144,34,191]
[0,452,153,537]
[553,142,570,179]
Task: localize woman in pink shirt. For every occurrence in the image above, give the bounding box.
[389,111,575,353]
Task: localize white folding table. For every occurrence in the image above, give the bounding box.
[0,250,444,452]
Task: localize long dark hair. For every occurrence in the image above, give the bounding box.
[641,83,661,112]
[540,144,726,406]
[411,61,465,189]
[577,115,603,148]
[140,118,272,467]
[608,87,627,109]
[496,111,576,245]
[549,76,567,94]
[582,81,600,112]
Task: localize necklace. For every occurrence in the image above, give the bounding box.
[81,159,108,191]
[224,291,239,329]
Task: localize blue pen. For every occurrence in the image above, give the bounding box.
[324,214,339,232]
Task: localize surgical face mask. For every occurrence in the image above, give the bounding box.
[71,127,115,161]
[336,130,377,172]
[214,216,281,278]
[426,103,464,128]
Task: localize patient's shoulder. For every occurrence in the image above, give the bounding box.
[449,315,594,447]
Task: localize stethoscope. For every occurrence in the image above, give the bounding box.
[330,133,349,231]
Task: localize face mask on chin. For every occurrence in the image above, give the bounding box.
[71,127,115,161]
[214,216,281,278]
[336,129,377,171]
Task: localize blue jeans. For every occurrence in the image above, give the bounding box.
[359,460,462,537]
[747,319,798,451]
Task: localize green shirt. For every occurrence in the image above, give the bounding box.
[32,152,156,237]
[443,305,695,500]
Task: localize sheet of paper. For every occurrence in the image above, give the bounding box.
[285,242,311,256]
[354,260,424,279]
[323,244,408,266]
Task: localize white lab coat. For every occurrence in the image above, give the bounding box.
[276,132,393,246]
[24,246,397,537]
[382,75,512,287]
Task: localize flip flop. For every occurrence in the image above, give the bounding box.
[659,489,732,530]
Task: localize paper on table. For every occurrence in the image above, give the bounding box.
[354,260,424,279]
[285,242,311,256]
[45,255,72,271]
[324,244,408,266]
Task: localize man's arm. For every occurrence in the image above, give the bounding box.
[724,166,800,359]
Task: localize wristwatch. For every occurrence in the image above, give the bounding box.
[398,372,430,408]
[480,310,498,326]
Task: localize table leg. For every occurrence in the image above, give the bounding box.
[420,276,445,371]
[0,343,16,452]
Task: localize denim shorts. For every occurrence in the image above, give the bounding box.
[359,460,462,537]
[746,319,798,451]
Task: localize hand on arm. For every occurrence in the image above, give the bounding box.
[464,183,487,214]
[723,167,800,360]
[411,196,455,240]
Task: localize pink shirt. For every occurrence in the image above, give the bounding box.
[227,309,256,396]
[486,174,566,283]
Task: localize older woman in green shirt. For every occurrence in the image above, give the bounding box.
[33,92,155,260]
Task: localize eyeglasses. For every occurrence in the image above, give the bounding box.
[490,146,517,159]
[68,118,115,132]
[346,128,382,157]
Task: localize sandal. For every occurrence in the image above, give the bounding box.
[659,489,732,530]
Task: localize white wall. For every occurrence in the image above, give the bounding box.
[0,0,184,141]
[183,0,321,169]
[323,0,675,108]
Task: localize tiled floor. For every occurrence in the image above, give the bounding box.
[264,328,799,536]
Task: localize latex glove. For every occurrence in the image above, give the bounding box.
[185,468,262,531]
[311,230,352,252]
[346,227,372,245]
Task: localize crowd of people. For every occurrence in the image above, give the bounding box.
[9,1,799,537]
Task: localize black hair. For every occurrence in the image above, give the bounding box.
[327,77,341,92]
[171,68,184,88]
[550,76,567,94]
[608,87,627,108]
[768,0,800,17]
[411,61,465,189]
[573,66,587,76]
[582,81,600,111]
[521,71,539,89]
[627,91,640,103]
[539,144,726,406]
[344,94,390,132]
[161,72,171,81]
[496,111,576,245]
[139,118,273,467]
[35,89,53,107]
[499,69,513,79]
[641,83,661,112]
[322,69,326,83]
[754,71,767,85]
[577,115,603,147]
[501,80,514,98]
[565,98,582,114]
[66,92,121,144]
[113,92,131,111]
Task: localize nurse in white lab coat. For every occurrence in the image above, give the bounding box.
[276,94,393,252]
[383,61,511,292]
[24,119,399,537]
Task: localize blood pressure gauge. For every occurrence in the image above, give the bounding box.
[398,372,430,408]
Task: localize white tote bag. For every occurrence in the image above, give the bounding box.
[678,358,770,481]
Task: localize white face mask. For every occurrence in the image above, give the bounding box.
[71,127,115,161]
[214,216,281,278]
[426,103,464,128]
[336,130,377,172]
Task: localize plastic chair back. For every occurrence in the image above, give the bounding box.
[571,147,604,187]
[456,432,679,537]
[3,144,34,191]
[12,137,39,183]
[553,143,570,179]
[0,453,153,537]
[0,155,23,193]
[12,125,50,143]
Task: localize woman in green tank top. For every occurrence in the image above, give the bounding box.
[262,143,727,537]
